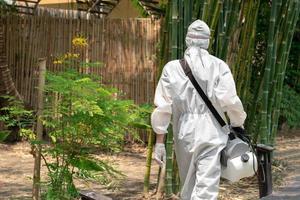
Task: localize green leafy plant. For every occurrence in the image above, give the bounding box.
[130,0,148,17]
[0,0,16,15]
[280,84,300,128]
[34,37,151,199]
[0,95,33,142]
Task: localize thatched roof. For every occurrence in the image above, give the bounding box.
[11,0,41,15]
[76,0,120,17]
[138,0,163,18]
[10,0,163,17]
[76,0,163,18]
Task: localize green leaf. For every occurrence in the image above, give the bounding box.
[70,157,106,172]
[0,131,10,142]
[30,140,48,145]
[50,135,57,143]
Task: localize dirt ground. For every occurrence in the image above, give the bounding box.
[0,130,299,200]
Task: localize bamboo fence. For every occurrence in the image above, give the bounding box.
[3,13,160,114]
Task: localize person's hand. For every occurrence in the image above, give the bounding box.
[154,143,166,166]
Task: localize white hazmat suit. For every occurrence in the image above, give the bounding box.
[151,20,247,200]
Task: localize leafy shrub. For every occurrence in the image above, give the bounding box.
[0,96,33,142]
[28,37,152,199]
[280,84,300,128]
[0,0,16,15]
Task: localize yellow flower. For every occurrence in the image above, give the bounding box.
[53,60,63,64]
[72,37,88,47]
[73,53,80,58]
[63,52,81,59]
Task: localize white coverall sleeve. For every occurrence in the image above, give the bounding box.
[151,67,172,134]
[214,63,247,127]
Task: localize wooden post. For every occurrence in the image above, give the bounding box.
[156,163,166,199]
[143,130,155,194]
[32,58,46,200]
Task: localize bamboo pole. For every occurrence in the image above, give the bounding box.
[172,153,180,194]
[159,5,171,75]
[168,1,173,62]
[270,0,300,143]
[208,0,223,51]
[216,0,226,57]
[241,5,259,106]
[171,0,179,60]
[206,0,218,25]
[156,163,166,199]
[235,0,260,100]
[259,0,278,144]
[144,130,155,193]
[193,0,203,20]
[164,0,179,196]
[165,126,174,198]
[266,0,282,137]
[183,0,193,53]
[268,0,294,137]
[219,0,240,61]
[32,58,46,200]
[201,0,211,22]
[178,0,183,58]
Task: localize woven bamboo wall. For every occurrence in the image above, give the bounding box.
[3,14,160,110]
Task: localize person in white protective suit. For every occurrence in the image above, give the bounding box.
[151,20,247,200]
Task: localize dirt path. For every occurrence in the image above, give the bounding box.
[0,142,37,200]
[0,130,299,200]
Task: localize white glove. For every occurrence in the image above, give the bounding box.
[154,143,166,166]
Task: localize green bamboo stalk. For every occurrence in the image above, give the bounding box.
[245,1,265,135]
[159,4,171,75]
[241,4,259,106]
[274,0,288,37]
[224,0,233,28]
[172,153,180,194]
[168,1,173,61]
[259,0,278,144]
[165,125,174,197]
[234,0,251,80]
[205,0,218,26]
[217,0,232,56]
[188,0,193,23]
[208,0,223,51]
[184,0,191,36]
[201,0,211,21]
[165,0,179,196]
[266,0,282,138]
[184,0,193,53]
[270,0,300,144]
[216,0,226,57]
[193,0,202,20]
[235,0,257,91]
[171,0,179,60]
[143,130,155,193]
[219,0,240,61]
[178,0,184,58]
[152,1,172,196]
[199,0,207,20]
[268,0,293,136]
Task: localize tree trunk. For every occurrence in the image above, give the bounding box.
[0,17,22,142]
[0,17,21,99]
[32,58,46,200]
